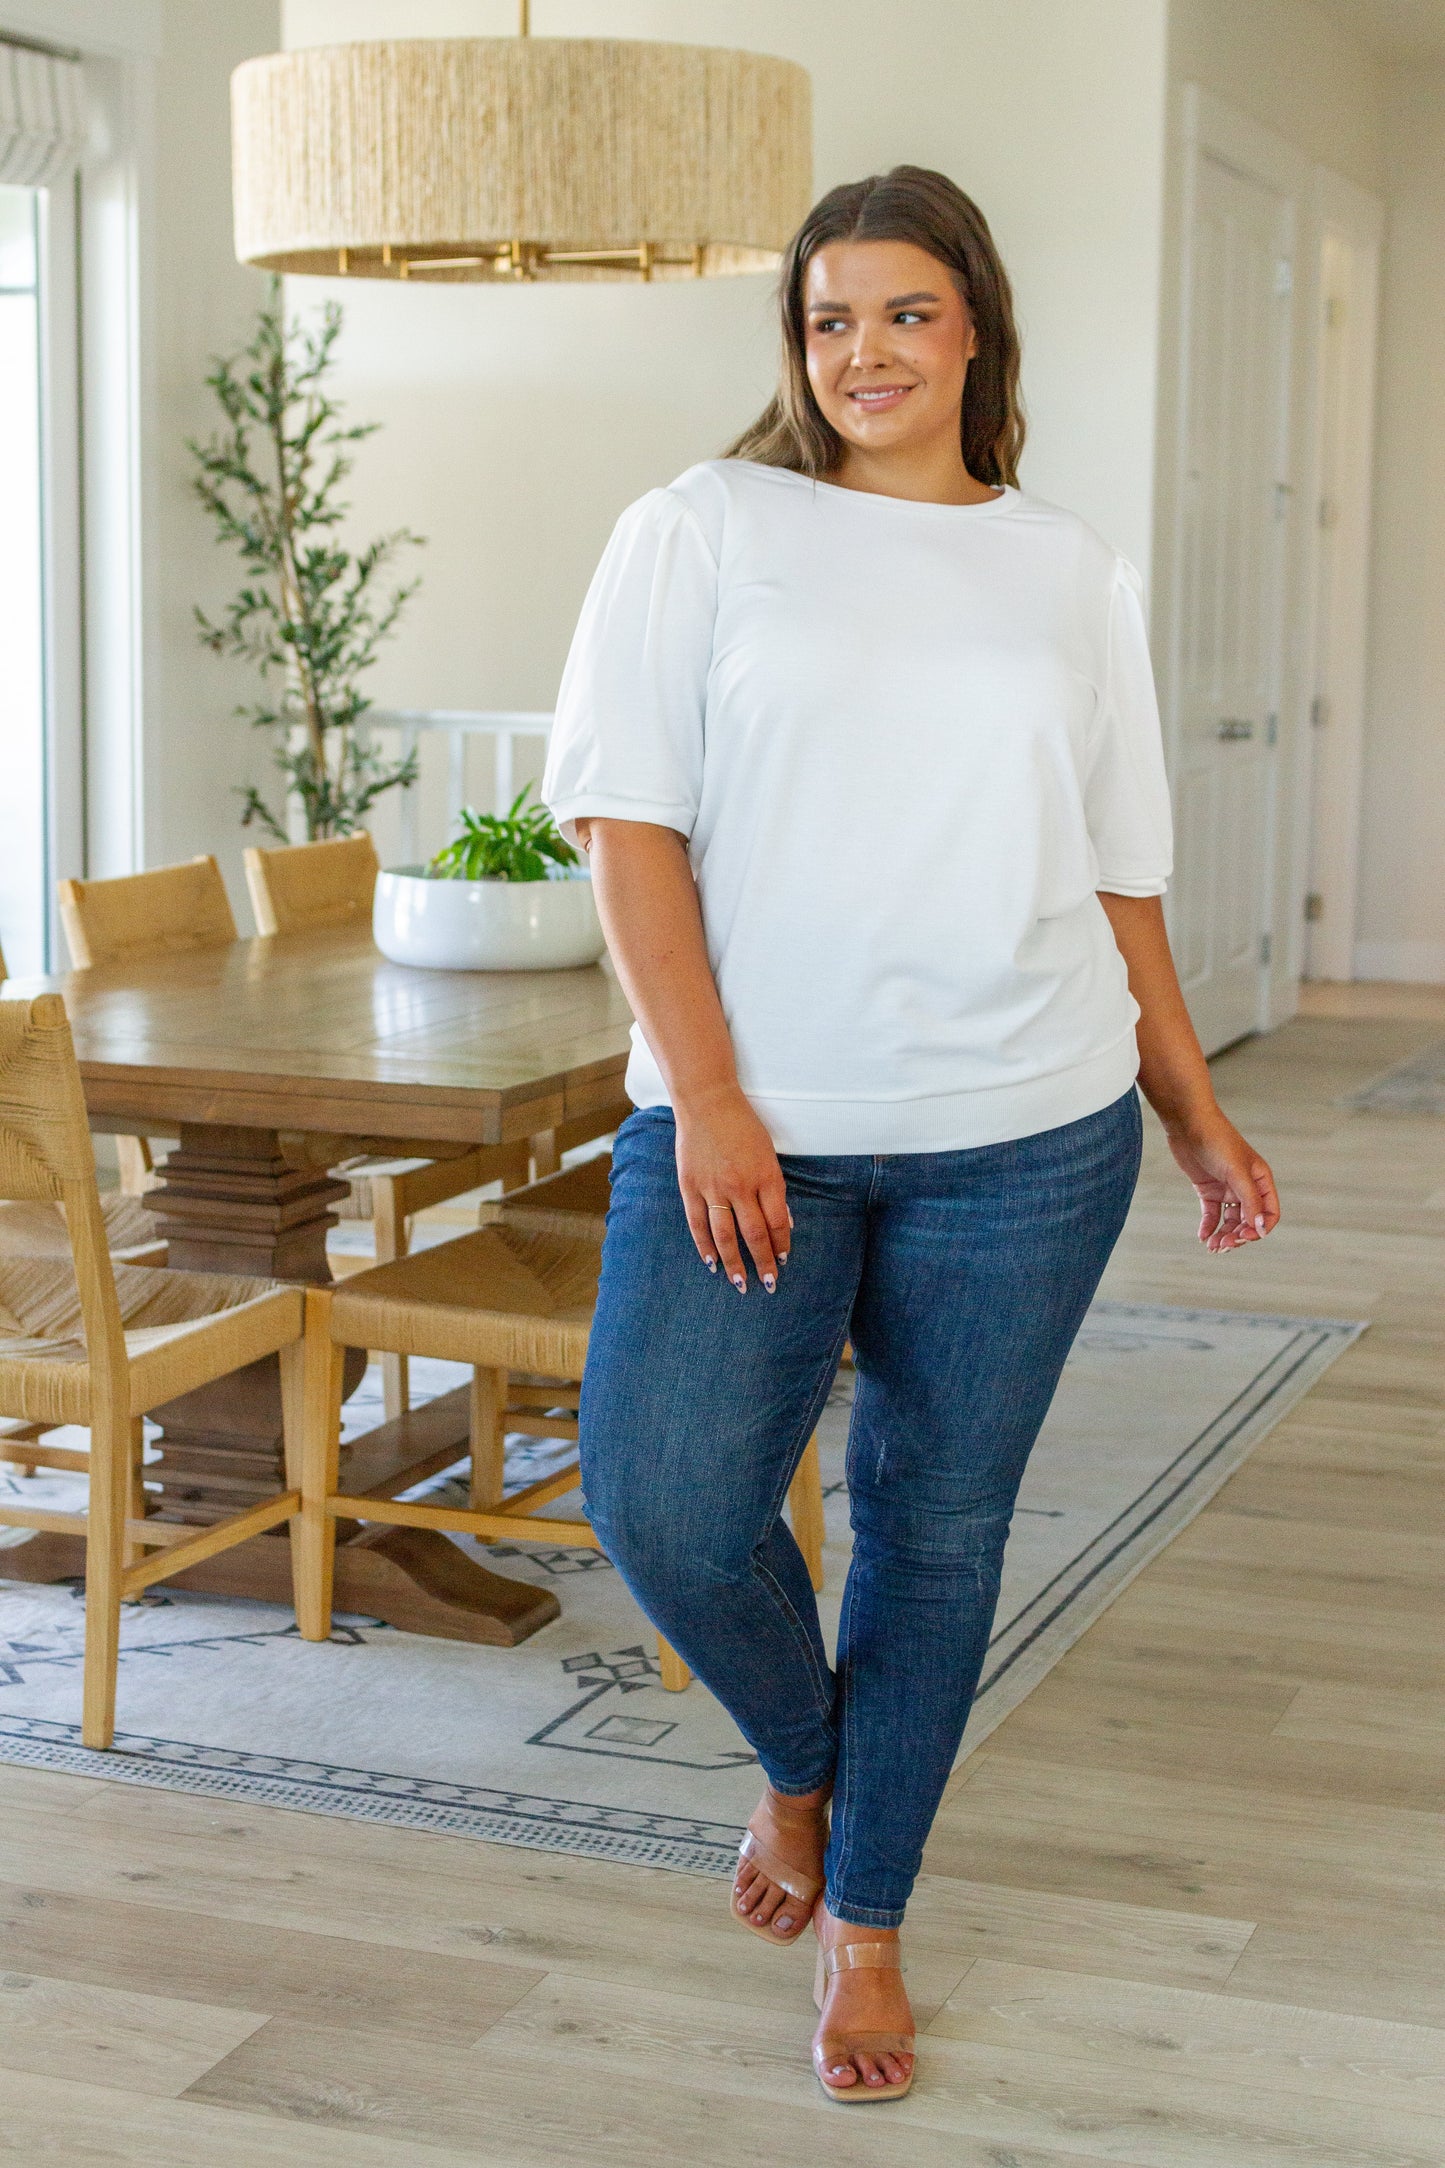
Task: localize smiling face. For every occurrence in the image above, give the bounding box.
[802,238,978,468]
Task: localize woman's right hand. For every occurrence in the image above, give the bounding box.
[673,1082,792,1294]
[580,819,789,1290]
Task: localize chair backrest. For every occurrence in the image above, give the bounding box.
[0,993,125,1375]
[57,856,238,969]
[244,832,379,937]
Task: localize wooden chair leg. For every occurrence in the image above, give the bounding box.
[469,1366,507,1511]
[529,1129,562,1180]
[657,1637,692,1692]
[373,1175,411,1422]
[123,1418,148,1570]
[788,1433,826,1594]
[115,1135,156,1196]
[81,1406,135,1750]
[289,1290,345,1642]
[380,1353,410,1424]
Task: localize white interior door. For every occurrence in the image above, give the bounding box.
[1170,146,1295,1053]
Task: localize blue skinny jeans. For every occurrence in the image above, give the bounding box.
[579,1089,1142,1927]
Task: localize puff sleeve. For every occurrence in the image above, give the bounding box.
[543,488,718,848]
[1085,558,1174,897]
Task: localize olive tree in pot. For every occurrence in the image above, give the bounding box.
[189,279,423,842]
[373,789,605,972]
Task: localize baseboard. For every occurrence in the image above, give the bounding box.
[1351,940,1445,984]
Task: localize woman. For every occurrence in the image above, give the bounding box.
[542,165,1279,2105]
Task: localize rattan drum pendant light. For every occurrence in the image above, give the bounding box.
[231,5,812,283]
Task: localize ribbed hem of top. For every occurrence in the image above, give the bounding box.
[624,1035,1142,1155]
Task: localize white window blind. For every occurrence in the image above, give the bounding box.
[0,36,86,188]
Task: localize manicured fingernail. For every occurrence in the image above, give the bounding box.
[704,1254,717,1273]
[763,1273,776,1293]
[732,1274,746,1293]
[1255,1215,1266,1233]
[778,1251,789,1269]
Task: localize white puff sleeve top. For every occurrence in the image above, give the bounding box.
[544,461,1173,1154]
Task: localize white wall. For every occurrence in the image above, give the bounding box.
[145,0,281,895]
[279,0,1168,856]
[1160,5,1445,986]
[0,0,278,912]
[1165,0,1385,194]
[1355,64,1445,982]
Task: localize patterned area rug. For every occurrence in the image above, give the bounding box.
[0,1301,1362,1876]
[1342,1036,1445,1114]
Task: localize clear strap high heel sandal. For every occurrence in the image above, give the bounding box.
[733,1794,826,1946]
[812,1934,916,2103]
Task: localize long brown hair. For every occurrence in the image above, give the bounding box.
[727,165,1025,488]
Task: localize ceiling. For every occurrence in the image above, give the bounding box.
[1316,0,1445,63]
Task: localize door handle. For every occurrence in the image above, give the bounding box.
[1216,718,1255,740]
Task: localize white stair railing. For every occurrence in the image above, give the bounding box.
[363,709,554,864]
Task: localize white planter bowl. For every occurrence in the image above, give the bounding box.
[373,866,606,973]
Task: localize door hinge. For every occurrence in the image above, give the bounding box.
[1275,257,1294,297]
[1311,694,1330,728]
[1265,712,1279,747]
[1304,892,1324,923]
[1259,932,1273,967]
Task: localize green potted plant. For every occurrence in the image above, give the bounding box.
[373,789,605,972]
[189,280,423,842]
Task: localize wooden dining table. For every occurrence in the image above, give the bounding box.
[1,923,634,1644]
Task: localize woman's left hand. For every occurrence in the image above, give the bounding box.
[1165,1110,1281,1252]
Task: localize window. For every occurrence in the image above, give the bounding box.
[0,168,81,979]
[0,183,48,975]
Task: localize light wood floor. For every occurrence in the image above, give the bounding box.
[2,986,1442,2164]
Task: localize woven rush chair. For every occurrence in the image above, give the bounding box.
[0,944,164,1485]
[0,1171,166,1487]
[486,1151,829,1594]
[297,1210,827,1691]
[295,1222,701,1686]
[0,940,165,1284]
[244,830,630,1419]
[0,994,308,1748]
[0,1191,168,1486]
[57,855,239,1198]
[243,831,381,939]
